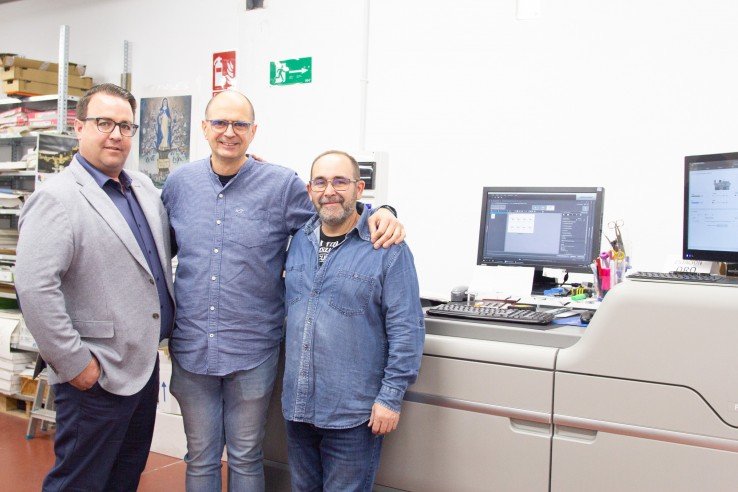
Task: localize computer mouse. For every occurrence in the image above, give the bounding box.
[580,311,594,324]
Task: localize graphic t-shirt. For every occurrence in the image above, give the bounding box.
[318,230,347,266]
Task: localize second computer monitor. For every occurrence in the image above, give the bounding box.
[684,152,738,263]
[477,187,605,292]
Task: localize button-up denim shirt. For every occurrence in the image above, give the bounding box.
[282,209,425,429]
[162,157,314,375]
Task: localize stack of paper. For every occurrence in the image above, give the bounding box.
[27,109,76,130]
[0,230,18,249]
[0,148,36,172]
[0,191,22,209]
[0,105,29,137]
[0,161,28,171]
[0,312,35,394]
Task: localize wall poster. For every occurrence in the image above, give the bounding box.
[138,95,192,188]
[36,133,79,185]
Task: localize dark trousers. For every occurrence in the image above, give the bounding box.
[42,358,159,492]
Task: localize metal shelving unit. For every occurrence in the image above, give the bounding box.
[1,27,79,435]
[0,96,79,162]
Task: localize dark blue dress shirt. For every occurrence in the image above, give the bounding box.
[76,153,174,340]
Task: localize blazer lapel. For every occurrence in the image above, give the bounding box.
[69,160,152,276]
[130,179,175,298]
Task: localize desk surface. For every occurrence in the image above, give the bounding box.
[425,310,584,349]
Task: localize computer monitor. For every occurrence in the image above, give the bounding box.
[684,152,738,263]
[477,187,605,293]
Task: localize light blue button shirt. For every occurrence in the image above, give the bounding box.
[162,156,314,375]
[282,209,425,429]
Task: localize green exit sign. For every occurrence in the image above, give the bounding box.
[270,57,312,86]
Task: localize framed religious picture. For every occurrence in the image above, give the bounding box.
[138,95,192,188]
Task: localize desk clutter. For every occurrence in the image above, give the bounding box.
[592,219,630,297]
[593,249,630,296]
[425,292,601,328]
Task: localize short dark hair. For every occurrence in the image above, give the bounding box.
[310,150,360,179]
[205,90,255,121]
[76,83,136,120]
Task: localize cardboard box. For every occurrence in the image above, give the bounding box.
[2,79,85,97]
[1,67,93,90]
[157,350,181,415]
[151,411,187,458]
[19,375,37,396]
[151,411,228,461]
[0,53,86,76]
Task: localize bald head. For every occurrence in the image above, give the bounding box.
[202,90,258,172]
[205,90,255,121]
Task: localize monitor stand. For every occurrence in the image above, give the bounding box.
[531,268,564,295]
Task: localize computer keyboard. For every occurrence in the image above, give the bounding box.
[627,271,738,285]
[426,302,555,325]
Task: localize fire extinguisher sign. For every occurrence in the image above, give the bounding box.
[213,51,236,95]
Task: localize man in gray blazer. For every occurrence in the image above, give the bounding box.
[15,84,175,492]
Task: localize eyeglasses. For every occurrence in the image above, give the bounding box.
[81,117,139,137]
[309,177,359,192]
[207,119,254,134]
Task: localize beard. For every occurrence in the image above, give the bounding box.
[317,195,356,227]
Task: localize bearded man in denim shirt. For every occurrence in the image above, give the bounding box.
[283,150,425,491]
[161,91,404,491]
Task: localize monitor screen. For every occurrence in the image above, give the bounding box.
[477,187,605,277]
[684,152,738,262]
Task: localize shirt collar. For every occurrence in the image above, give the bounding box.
[76,152,132,189]
[304,206,372,242]
[207,155,253,183]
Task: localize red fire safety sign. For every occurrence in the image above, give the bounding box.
[213,51,236,95]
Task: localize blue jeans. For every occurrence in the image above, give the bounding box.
[170,349,278,492]
[285,420,384,492]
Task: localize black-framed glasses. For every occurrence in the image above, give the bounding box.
[81,117,139,137]
[207,119,254,134]
[309,177,359,192]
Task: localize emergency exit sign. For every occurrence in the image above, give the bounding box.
[270,57,312,85]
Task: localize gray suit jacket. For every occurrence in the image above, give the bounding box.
[15,158,174,396]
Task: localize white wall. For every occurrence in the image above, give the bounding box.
[0,0,242,160]
[2,0,738,296]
